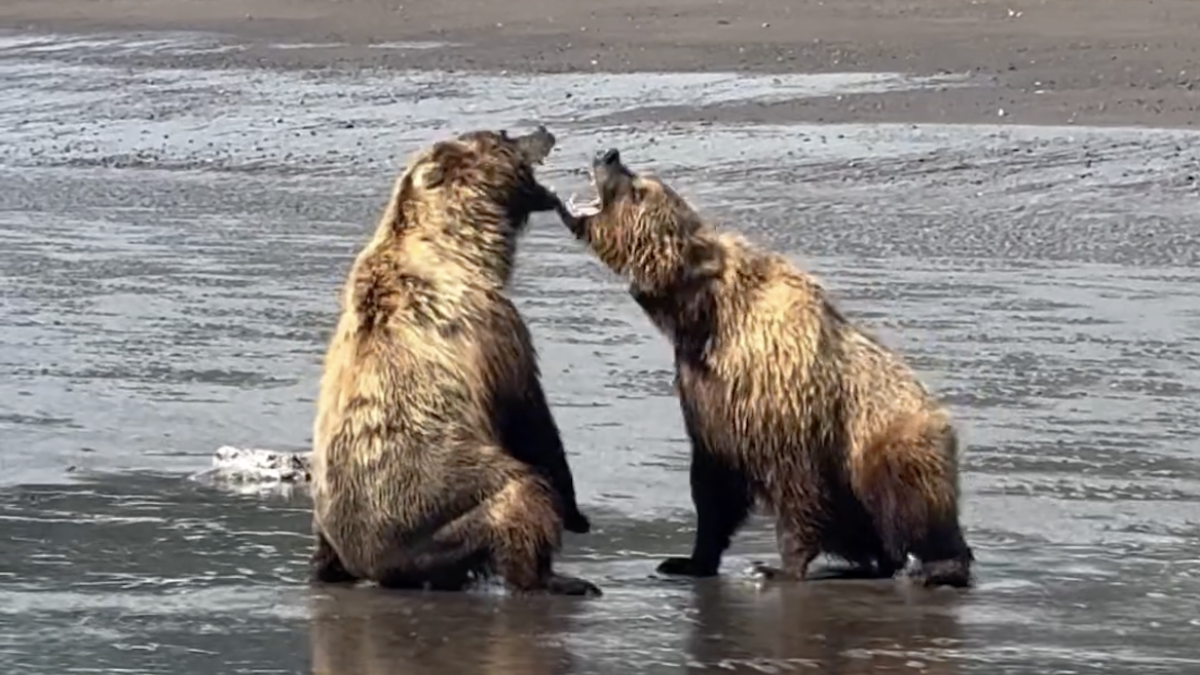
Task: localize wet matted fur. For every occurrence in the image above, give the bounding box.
[310,127,599,596]
[558,148,973,588]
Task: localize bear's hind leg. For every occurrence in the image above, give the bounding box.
[377,556,479,592]
[914,522,974,588]
[658,446,754,578]
[484,473,601,596]
[749,514,822,582]
[871,547,904,579]
[857,414,974,589]
[373,528,486,592]
[429,469,601,597]
[310,530,359,585]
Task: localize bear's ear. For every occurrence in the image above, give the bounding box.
[373,172,415,236]
[513,125,556,165]
[382,173,416,233]
[422,142,472,189]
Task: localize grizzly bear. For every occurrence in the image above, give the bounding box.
[558,148,973,587]
[309,126,599,597]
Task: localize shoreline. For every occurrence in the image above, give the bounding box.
[1,0,1199,128]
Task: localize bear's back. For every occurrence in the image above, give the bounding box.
[313,242,532,487]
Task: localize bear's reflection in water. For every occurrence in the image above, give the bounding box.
[684,577,966,674]
[310,586,577,675]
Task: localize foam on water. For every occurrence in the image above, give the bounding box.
[190,446,310,491]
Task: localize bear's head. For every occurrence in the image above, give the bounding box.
[378,126,560,284]
[560,148,722,294]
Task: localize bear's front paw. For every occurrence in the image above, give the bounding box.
[747,560,809,582]
[546,574,603,597]
[656,556,718,577]
[747,561,791,582]
[309,557,357,585]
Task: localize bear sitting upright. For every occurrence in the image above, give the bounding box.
[309,127,598,596]
[558,148,973,588]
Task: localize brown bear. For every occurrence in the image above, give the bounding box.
[557,148,973,588]
[309,126,599,597]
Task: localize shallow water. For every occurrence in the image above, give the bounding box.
[2,30,1200,674]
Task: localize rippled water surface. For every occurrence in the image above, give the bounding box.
[2,31,1200,674]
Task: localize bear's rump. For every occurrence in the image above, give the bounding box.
[316,437,534,574]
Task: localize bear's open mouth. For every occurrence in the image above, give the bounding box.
[566,170,602,218]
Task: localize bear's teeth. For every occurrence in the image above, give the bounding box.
[566,194,601,217]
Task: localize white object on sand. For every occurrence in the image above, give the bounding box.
[192,445,313,488]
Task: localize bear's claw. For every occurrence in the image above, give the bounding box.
[747,561,796,582]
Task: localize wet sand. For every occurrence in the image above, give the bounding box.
[2,8,1200,675]
[1,0,1200,127]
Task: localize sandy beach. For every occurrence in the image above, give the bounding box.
[1,0,1198,127]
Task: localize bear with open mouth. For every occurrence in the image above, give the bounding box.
[309,127,599,596]
[559,148,974,587]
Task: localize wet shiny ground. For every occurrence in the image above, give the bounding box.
[2,31,1200,674]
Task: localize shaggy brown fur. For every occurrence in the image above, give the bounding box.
[557,148,973,588]
[310,127,599,597]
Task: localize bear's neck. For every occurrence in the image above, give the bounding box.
[369,200,520,288]
[393,231,516,289]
